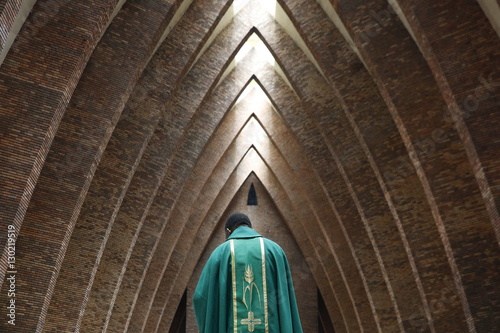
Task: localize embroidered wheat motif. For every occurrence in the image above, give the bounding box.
[242,265,261,311]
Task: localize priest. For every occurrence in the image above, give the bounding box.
[193,213,303,332]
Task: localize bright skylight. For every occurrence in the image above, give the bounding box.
[234,0,276,17]
[259,0,277,17]
[235,33,275,67]
[236,80,265,104]
[233,0,250,14]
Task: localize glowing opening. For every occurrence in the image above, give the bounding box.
[234,0,276,17]
[233,0,250,14]
[217,32,278,88]
[259,0,277,17]
[236,80,260,105]
[235,33,275,66]
[235,80,275,108]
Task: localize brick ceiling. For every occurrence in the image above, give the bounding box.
[0,0,499,332]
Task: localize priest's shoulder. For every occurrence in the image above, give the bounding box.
[263,237,286,255]
[207,241,232,261]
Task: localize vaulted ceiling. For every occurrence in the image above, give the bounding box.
[0,0,499,332]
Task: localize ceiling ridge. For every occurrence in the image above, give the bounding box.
[137,67,364,330]
[154,129,350,330]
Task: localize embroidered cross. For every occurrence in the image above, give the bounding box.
[241,311,262,332]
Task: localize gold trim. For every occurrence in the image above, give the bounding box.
[260,238,269,333]
[230,239,237,333]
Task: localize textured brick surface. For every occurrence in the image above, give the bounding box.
[11,1,184,332]
[51,1,231,327]
[74,1,233,332]
[128,50,267,333]
[105,8,249,332]
[255,10,404,332]
[255,66,379,332]
[146,89,333,331]
[0,0,122,331]
[0,0,119,289]
[332,0,500,331]
[0,0,22,53]
[129,29,372,326]
[395,1,500,235]
[0,0,499,331]
[280,0,470,331]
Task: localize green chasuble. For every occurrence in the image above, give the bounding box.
[193,227,303,333]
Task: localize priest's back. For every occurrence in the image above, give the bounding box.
[193,214,303,333]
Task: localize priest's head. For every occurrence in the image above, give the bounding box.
[225,212,252,238]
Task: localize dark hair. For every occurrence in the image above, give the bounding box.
[225,213,252,231]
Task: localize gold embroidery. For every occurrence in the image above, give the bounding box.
[260,238,269,333]
[242,265,261,311]
[232,238,268,332]
[230,240,237,333]
[245,265,254,284]
[241,311,262,332]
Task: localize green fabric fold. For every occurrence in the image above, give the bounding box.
[194,227,303,333]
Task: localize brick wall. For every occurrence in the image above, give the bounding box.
[0,0,498,332]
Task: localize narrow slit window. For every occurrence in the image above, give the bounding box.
[247,183,258,205]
